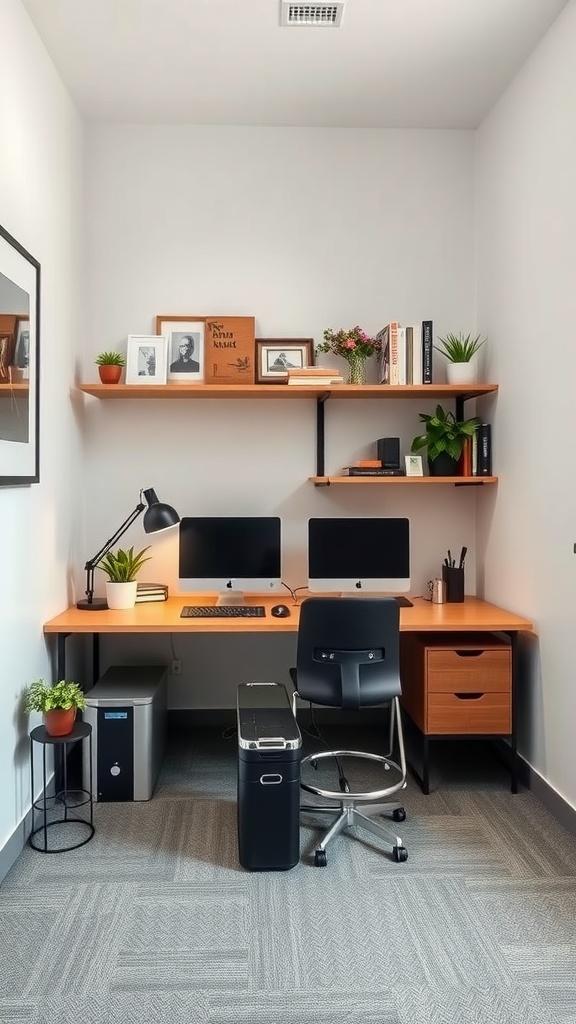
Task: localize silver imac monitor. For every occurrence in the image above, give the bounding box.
[308,517,410,594]
[178,517,282,605]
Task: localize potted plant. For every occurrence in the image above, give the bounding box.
[316,326,380,384]
[98,545,151,609]
[25,679,85,737]
[95,350,125,384]
[411,404,481,476]
[434,332,486,385]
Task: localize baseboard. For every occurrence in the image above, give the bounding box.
[518,754,576,837]
[0,809,32,885]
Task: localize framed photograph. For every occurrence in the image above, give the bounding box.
[156,317,205,382]
[125,335,167,385]
[405,454,423,477]
[0,224,40,486]
[255,338,314,384]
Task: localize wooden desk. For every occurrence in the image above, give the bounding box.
[43,594,532,792]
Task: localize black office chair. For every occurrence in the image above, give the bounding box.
[290,597,408,866]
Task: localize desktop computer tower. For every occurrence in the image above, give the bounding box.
[237,682,302,871]
[83,665,167,801]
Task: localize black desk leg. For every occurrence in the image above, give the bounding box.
[57,633,69,681]
[422,735,430,795]
[508,630,519,794]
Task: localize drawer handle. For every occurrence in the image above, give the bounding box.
[454,650,483,658]
[454,692,484,700]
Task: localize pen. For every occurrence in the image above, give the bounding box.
[447,550,452,568]
[459,546,467,569]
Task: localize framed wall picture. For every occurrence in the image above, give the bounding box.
[0,224,40,486]
[156,317,205,382]
[255,338,314,384]
[125,335,167,385]
[405,454,423,477]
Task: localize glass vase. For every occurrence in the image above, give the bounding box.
[346,353,366,385]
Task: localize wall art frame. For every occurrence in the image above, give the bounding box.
[156,316,206,383]
[0,223,40,486]
[125,335,168,385]
[255,338,314,384]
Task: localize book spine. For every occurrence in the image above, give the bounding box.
[405,327,413,385]
[458,436,472,477]
[422,320,433,384]
[397,326,406,385]
[135,594,168,603]
[477,423,492,475]
[411,325,423,385]
[389,322,400,385]
[345,467,406,476]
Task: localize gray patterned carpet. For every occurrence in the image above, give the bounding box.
[1,724,576,1024]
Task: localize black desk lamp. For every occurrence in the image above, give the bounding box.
[77,487,180,611]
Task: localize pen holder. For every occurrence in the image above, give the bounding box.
[442,565,465,603]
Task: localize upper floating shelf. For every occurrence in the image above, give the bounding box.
[76,383,499,401]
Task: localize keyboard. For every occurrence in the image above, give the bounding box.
[181,605,266,618]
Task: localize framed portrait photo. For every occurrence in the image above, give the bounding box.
[125,335,167,385]
[405,454,424,477]
[156,316,205,382]
[255,338,314,384]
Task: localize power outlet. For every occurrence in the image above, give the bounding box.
[171,659,183,676]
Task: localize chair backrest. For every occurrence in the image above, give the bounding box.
[293,597,401,710]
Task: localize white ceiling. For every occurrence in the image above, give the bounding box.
[22,0,568,128]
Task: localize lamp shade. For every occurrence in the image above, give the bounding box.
[142,488,180,534]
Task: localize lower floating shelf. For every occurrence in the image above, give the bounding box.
[310,476,498,486]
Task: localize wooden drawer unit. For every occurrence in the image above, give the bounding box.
[400,632,511,736]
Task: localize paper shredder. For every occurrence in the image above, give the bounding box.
[237,682,302,871]
[83,665,167,801]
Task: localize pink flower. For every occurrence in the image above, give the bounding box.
[345,340,356,350]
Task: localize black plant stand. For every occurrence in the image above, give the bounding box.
[29,721,95,853]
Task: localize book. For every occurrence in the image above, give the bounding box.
[287,374,344,385]
[422,320,433,384]
[376,322,400,385]
[405,325,422,385]
[287,366,340,376]
[137,582,168,593]
[477,423,492,475]
[458,437,472,477]
[355,459,382,468]
[135,592,168,603]
[203,317,256,384]
[343,466,406,476]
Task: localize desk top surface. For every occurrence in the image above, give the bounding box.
[43,595,533,635]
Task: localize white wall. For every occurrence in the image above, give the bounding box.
[476,0,576,808]
[83,125,482,707]
[0,0,84,859]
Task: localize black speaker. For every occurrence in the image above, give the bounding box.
[377,437,401,469]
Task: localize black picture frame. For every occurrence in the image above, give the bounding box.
[0,224,40,485]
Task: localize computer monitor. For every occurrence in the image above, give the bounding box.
[178,517,282,604]
[308,517,410,594]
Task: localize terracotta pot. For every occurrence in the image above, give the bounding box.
[98,364,123,384]
[44,708,76,737]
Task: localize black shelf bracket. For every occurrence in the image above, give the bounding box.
[316,393,331,477]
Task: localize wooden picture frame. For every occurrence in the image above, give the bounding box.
[125,335,168,385]
[156,316,206,382]
[255,338,314,384]
[405,454,424,477]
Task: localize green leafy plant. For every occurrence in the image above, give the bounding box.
[95,351,126,367]
[316,326,380,362]
[434,333,485,364]
[411,404,481,462]
[25,679,85,713]
[98,545,151,582]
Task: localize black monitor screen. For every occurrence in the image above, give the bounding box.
[308,517,410,593]
[178,517,282,594]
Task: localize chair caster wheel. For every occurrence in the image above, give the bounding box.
[393,845,408,863]
[314,849,328,867]
[392,807,406,822]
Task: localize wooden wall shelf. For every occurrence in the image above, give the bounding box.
[310,476,498,487]
[76,383,498,401]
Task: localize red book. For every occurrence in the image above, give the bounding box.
[458,437,472,476]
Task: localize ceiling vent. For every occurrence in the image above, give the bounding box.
[280,2,346,27]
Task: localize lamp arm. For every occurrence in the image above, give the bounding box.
[84,502,146,572]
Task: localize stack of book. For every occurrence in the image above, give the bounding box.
[135,582,169,603]
[286,367,344,386]
[376,320,433,385]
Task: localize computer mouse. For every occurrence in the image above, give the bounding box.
[271,604,291,618]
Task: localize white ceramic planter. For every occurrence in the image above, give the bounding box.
[446,360,478,385]
[105,581,137,609]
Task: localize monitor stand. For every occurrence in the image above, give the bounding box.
[216,591,246,606]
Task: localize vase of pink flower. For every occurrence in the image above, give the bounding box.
[316,325,380,384]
